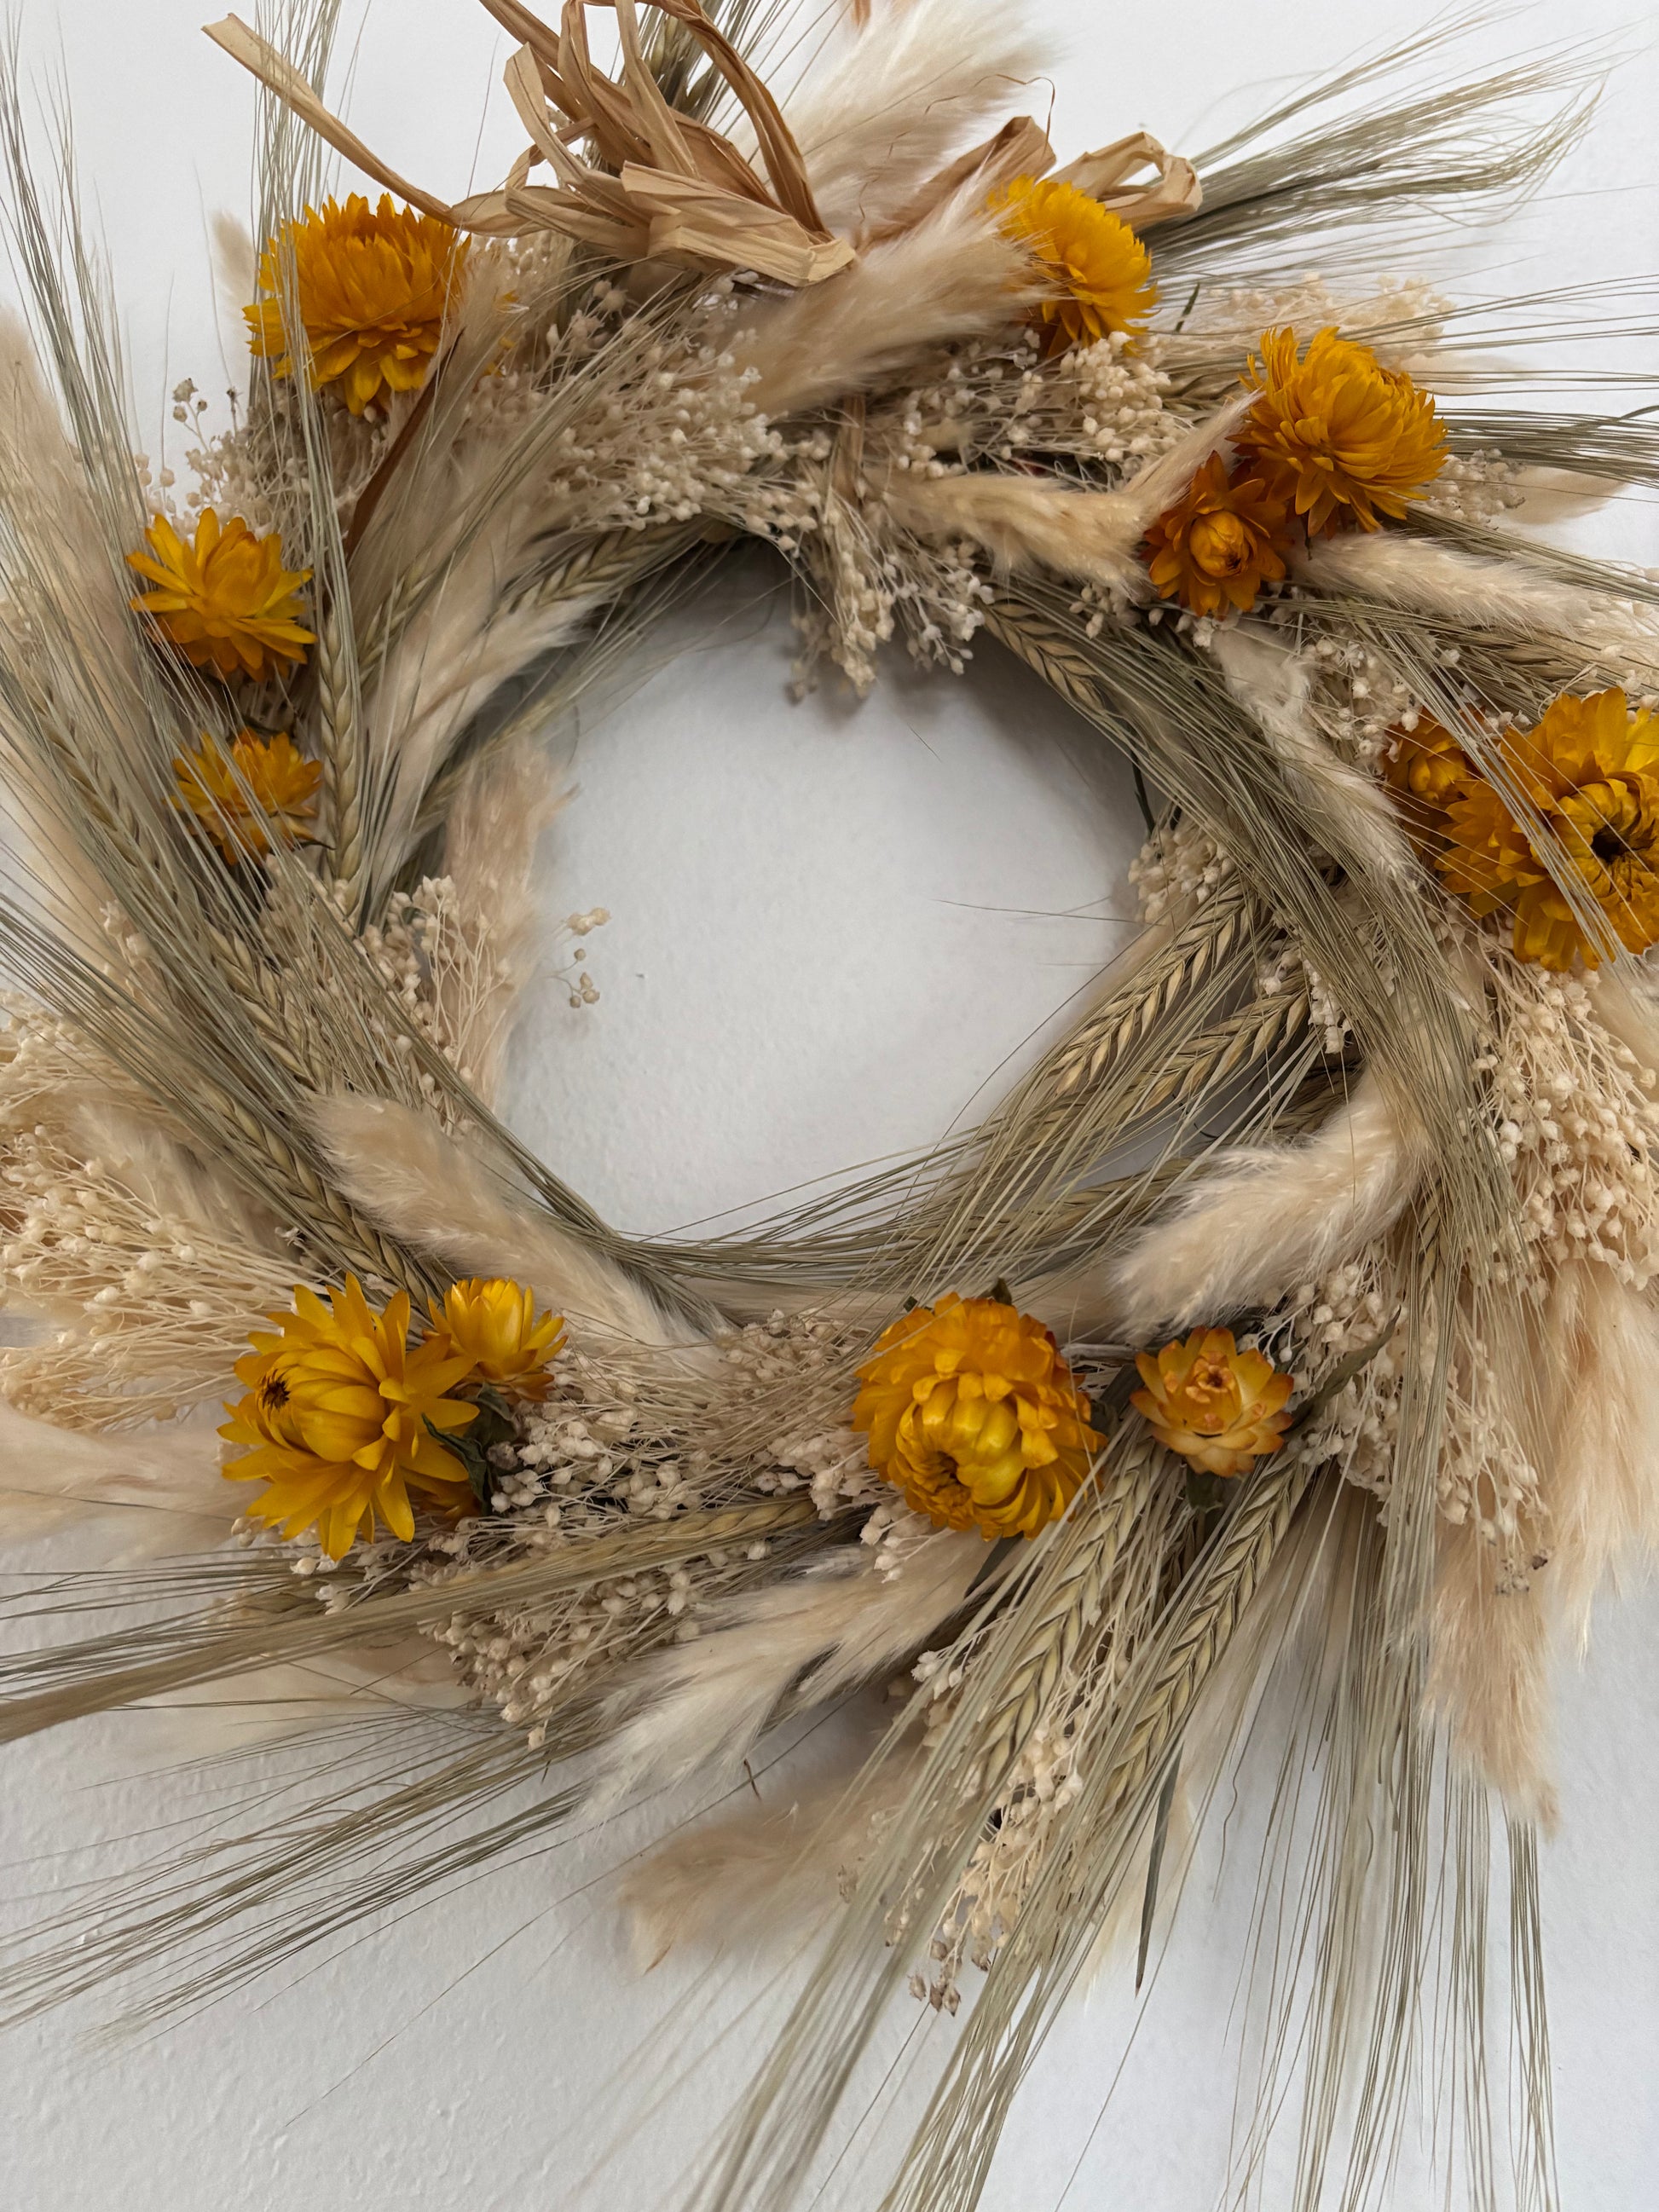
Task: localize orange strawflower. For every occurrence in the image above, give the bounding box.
[246,193,467,416]
[172,730,321,860]
[1131,1326,1292,1477]
[1436,688,1659,969]
[1234,326,1446,535]
[1142,453,1293,617]
[991,175,1156,355]
[1381,715,1477,852]
[128,510,314,680]
[853,1292,1102,1539]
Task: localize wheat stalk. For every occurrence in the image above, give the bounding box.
[187,1066,432,1297]
[975,1432,1163,1776]
[312,604,365,912]
[1133,985,1314,1115]
[0,1495,821,1741]
[982,595,1118,720]
[199,913,333,1088]
[984,599,1311,1111]
[504,521,702,621]
[1099,1447,1315,1811]
[17,679,377,1102]
[1048,875,1259,1097]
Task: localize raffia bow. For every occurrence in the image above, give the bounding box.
[207,0,854,287]
[865,118,1203,244]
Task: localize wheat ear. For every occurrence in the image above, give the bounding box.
[1102,1447,1316,1810]
[1132,987,1315,1116]
[1047,875,1259,1098]
[188,1069,433,1297]
[504,521,702,621]
[976,1433,1162,1775]
[982,594,1124,719]
[313,605,365,914]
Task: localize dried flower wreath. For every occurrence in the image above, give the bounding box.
[1,3,1656,2206]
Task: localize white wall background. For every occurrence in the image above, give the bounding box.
[3,3,1658,2208]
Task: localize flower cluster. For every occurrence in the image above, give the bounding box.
[1257,939,1352,1056]
[912,1707,1084,2013]
[569,325,782,536]
[1129,815,1231,922]
[790,504,991,692]
[1418,444,1525,528]
[1299,632,1422,772]
[175,371,388,541]
[867,329,1178,482]
[288,1313,874,1741]
[0,996,303,1429]
[355,878,606,1118]
[758,320,1182,689]
[1430,689,1659,969]
[1481,961,1659,1293]
[853,1292,1102,1539]
[1164,273,1453,369]
[1032,331,1180,471]
[222,1273,564,1557]
[308,1353,750,1738]
[1274,1253,1404,1503]
[1142,326,1446,618]
[1276,1254,1544,1570]
[718,1307,878,1516]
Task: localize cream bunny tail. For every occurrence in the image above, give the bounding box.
[1107,1073,1425,1337]
[312,1094,708,1354]
[587,1524,981,1814]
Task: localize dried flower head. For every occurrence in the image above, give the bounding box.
[246,193,468,416]
[172,730,321,859]
[430,1276,564,1400]
[1234,326,1446,534]
[1142,453,1293,616]
[991,176,1156,355]
[1381,714,1474,849]
[1436,688,1659,969]
[222,1277,478,1558]
[1131,1326,1292,1476]
[853,1292,1102,1539]
[128,510,314,679]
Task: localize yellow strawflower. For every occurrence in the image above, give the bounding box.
[222,1277,479,1559]
[1436,688,1659,970]
[246,193,468,416]
[991,175,1156,355]
[1131,1326,1292,1477]
[173,730,321,860]
[128,510,314,680]
[853,1292,1102,1539]
[1234,326,1446,534]
[430,1277,564,1400]
[1142,453,1293,617]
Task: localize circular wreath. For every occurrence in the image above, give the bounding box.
[1,4,1656,2207]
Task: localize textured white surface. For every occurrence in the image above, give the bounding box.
[2,3,1658,2209]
